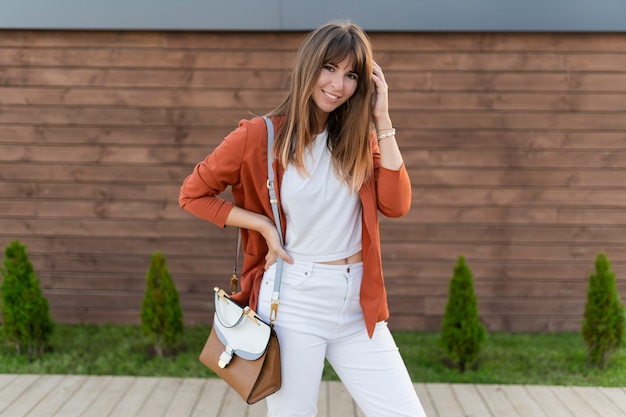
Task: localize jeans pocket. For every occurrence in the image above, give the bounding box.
[281,266,311,289]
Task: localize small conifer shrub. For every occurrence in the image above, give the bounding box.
[140,251,184,357]
[582,252,625,368]
[0,240,54,359]
[440,256,486,372]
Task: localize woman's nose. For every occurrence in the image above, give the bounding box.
[331,74,343,90]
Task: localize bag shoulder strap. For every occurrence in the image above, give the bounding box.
[229,231,242,294]
[263,116,284,325]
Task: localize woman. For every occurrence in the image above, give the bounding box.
[180,20,427,417]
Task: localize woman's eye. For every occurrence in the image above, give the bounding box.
[323,65,335,72]
[347,73,358,80]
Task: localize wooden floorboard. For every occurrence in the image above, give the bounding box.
[450,384,494,417]
[82,376,135,417]
[0,375,624,417]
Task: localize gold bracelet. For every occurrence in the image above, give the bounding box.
[377,128,396,142]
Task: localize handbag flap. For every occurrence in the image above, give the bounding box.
[213,289,271,360]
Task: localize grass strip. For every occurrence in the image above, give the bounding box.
[1,324,624,386]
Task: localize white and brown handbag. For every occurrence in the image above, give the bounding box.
[199,116,284,404]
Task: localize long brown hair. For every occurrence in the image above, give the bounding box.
[268,21,374,192]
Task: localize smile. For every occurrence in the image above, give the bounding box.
[323,90,339,100]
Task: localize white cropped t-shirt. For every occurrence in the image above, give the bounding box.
[280,131,362,262]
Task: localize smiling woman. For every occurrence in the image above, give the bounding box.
[179,20,426,416]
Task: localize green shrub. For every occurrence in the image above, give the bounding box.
[582,253,625,368]
[440,256,486,372]
[0,240,54,359]
[140,251,184,357]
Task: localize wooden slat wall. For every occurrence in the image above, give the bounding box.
[1,30,625,332]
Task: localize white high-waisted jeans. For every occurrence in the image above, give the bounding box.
[257,260,427,417]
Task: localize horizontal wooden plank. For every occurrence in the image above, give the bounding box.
[29,263,626,294]
[402,131,626,150]
[41,294,589,325]
[3,199,626,227]
[481,317,584,333]
[0,87,288,109]
[38,273,236,293]
[45,290,210,311]
[387,72,626,93]
[29,259,626,292]
[393,92,626,112]
[0,30,305,50]
[390,111,626,131]
[391,315,583,332]
[421,297,585,317]
[5,68,626,94]
[0,107,273,127]
[3,107,626,130]
[11,145,626,174]
[383,259,626,279]
[409,168,626,187]
[395,281,625,302]
[3,87,626,112]
[0,67,289,89]
[50,308,210,326]
[0,49,295,70]
[41,287,212,306]
[4,218,625,245]
[3,47,626,72]
[0,163,192,182]
[405,149,626,169]
[3,126,626,151]
[0,236,239,258]
[396,266,600,290]
[385,279,590,299]
[0,144,211,164]
[18,258,239,283]
[32,252,216,278]
[0,126,228,146]
[0,218,228,238]
[5,145,626,170]
[3,30,626,53]
[19,253,242,276]
[0,199,187,220]
[383,242,626,263]
[410,188,626,207]
[0,182,186,201]
[381,224,626,244]
[401,206,626,226]
[377,51,626,72]
[370,32,626,53]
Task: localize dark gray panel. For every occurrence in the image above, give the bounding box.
[0,0,625,31]
[0,0,282,30]
[281,0,626,32]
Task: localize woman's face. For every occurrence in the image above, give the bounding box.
[311,57,359,123]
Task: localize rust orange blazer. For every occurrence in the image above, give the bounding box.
[179,116,411,337]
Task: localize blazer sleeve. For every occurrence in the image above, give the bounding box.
[371,135,412,218]
[178,121,250,228]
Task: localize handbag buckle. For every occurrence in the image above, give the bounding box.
[243,307,262,326]
[269,299,279,325]
[218,346,234,368]
[215,287,230,303]
[229,273,238,295]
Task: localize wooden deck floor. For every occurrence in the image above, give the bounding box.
[0,374,625,417]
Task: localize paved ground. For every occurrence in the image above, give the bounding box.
[1,374,625,416]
